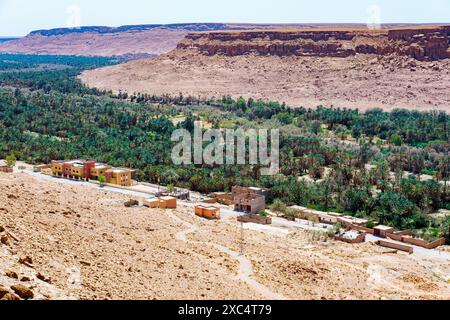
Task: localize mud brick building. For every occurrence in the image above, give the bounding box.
[232,186,267,214]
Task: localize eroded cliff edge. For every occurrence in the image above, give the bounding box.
[178,26,450,61]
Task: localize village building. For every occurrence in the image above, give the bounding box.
[195,204,220,220]
[144,196,177,209]
[90,163,112,180]
[208,192,234,205]
[104,168,133,187]
[232,186,267,214]
[50,159,135,187]
[0,160,13,173]
[51,159,96,180]
[373,225,395,238]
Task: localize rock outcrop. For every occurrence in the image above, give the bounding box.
[177,26,450,61]
[10,284,34,299]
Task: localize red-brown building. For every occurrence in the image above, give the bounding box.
[51,159,96,180]
[0,160,13,173]
[232,186,267,214]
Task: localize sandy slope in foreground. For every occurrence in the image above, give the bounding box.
[80,50,450,112]
[0,173,449,300]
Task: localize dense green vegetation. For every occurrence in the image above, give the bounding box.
[0,54,118,94]
[0,54,449,241]
[0,54,118,70]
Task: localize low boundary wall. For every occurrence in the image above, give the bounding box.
[349,224,375,234]
[377,240,414,254]
[402,236,446,249]
[237,214,272,225]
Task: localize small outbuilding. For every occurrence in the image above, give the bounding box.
[0,160,13,173]
[160,196,177,209]
[144,197,177,209]
[195,205,220,220]
[374,225,395,238]
[143,198,159,208]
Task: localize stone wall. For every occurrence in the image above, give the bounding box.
[377,240,414,253]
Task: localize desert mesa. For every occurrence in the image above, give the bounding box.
[80,25,450,112]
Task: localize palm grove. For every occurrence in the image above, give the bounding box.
[0,54,448,242]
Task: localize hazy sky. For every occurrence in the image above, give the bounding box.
[0,0,449,36]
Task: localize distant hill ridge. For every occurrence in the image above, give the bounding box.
[2,23,447,59]
[0,23,242,57]
[29,23,422,37]
[28,23,235,36]
[0,37,19,43]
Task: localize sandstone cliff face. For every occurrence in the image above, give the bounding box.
[177,30,359,57]
[177,27,450,61]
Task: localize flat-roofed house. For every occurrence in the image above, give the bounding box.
[0,160,13,173]
[159,196,177,209]
[143,196,177,209]
[195,204,220,220]
[50,159,136,187]
[50,160,64,177]
[373,225,395,238]
[232,186,266,214]
[90,164,112,180]
[105,168,132,187]
[52,159,96,180]
[51,159,96,180]
[143,198,160,208]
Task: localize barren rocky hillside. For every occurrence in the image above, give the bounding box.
[1,173,449,300]
[0,28,187,58]
[80,26,450,111]
[178,26,450,61]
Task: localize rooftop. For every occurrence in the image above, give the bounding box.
[64,159,95,165]
[340,216,369,224]
[339,230,363,240]
[160,196,177,201]
[374,225,395,231]
[95,163,111,169]
[106,168,129,174]
[327,212,344,217]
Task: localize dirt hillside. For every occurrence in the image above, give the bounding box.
[1,173,449,300]
[80,50,450,112]
[80,26,450,111]
[0,29,187,58]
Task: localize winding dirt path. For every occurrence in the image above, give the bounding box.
[169,213,288,300]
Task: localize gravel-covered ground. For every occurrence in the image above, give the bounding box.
[81,50,450,112]
[1,173,449,300]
